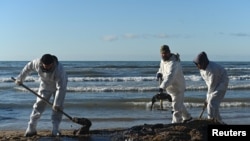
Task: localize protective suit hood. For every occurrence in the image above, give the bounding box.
[193,52,209,69]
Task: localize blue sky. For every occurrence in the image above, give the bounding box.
[1,0,250,61]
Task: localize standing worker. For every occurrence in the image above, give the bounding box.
[156,45,192,123]
[193,51,229,123]
[14,54,68,137]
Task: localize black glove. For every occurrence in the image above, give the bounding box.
[156,73,162,81]
[159,88,163,93]
[15,79,22,86]
[52,105,61,112]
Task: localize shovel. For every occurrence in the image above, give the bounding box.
[11,77,92,132]
[199,101,207,119]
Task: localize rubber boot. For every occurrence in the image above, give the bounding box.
[24,123,37,137]
[52,123,61,136]
[24,108,41,137]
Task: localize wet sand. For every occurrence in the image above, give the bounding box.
[0,119,226,141]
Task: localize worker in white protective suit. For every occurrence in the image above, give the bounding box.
[193,51,229,123]
[156,45,192,123]
[15,54,68,137]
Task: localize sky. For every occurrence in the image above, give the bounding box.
[0,0,250,61]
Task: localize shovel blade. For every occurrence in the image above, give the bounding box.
[72,118,92,135]
[72,117,92,127]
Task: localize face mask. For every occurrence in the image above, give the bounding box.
[41,67,51,72]
[161,52,171,61]
[40,63,53,73]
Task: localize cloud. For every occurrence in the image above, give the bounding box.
[123,33,139,39]
[230,33,250,37]
[154,33,169,38]
[102,33,184,42]
[219,32,250,37]
[153,33,186,39]
[102,35,119,41]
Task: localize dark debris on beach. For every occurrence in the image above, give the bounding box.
[0,119,222,141]
[108,119,222,141]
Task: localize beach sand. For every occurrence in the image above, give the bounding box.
[0,119,222,141]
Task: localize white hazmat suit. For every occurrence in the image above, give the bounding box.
[16,56,68,136]
[157,54,192,123]
[194,52,229,122]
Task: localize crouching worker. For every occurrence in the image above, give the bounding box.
[15,54,68,137]
[193,51,229,123]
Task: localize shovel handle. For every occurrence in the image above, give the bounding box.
[11,77,73,120]
[12,77,92,127]
[11,77,53,106]
[199,101,207,119]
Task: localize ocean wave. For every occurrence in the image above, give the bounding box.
[3,74,250,93]
[1,101,250,110]
[9,85,250,93]
[66,85,250,91]
[3,75,250,83]
[68,77,154,82]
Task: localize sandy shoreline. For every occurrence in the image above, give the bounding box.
[0,119,225,141]
[0,128,131,141]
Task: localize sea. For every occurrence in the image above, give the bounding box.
[1,61,250,132]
